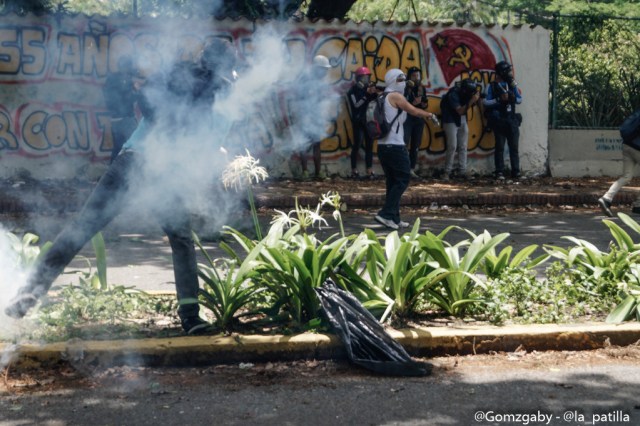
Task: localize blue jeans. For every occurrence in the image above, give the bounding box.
[377,144,410,223]
[21,151,201,320]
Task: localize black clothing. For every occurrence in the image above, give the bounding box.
[441,87,473,127]
[485,81,522,177]
[403,84,428,169]
[377,144,410,223]
[103,71,137,119]
[347,82,376,170]
[347,83,376,124]
[103,71,139,162]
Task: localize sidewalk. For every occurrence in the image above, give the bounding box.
[252,175,640,210]
[2,175,640,213]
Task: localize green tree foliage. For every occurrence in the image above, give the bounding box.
[1,0,53,14]
[556,18,640,126]
[348,1,640,25]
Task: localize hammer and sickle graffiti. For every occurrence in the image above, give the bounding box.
[448,44,472,68]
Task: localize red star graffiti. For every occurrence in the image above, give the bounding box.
[429,30,497,85]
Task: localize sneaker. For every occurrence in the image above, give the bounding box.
[4,293,39,319]
[368,172,377,180]
[598,197,613,217]
[495,173,505,181]
[409,170,420,179]
[396,220,410,228]
[350,170,360,179]
[181,316,212,335]
[375,215,399,230]
[441,173,451,182]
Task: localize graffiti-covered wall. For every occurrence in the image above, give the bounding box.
[0,15,549,180]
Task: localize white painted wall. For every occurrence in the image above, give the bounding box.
[549,129,622,177]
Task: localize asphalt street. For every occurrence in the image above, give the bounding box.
[1,353,639,426]
[3,206,622,293]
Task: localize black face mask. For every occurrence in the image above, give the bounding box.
[499,70,514,84]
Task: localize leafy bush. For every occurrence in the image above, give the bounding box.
[35,233,157,341]
[194,233,264,330]
[337,222,446,321]
[419,229,509,316]
[4,231,52,269]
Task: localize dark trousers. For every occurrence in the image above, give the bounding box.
[403,117,425,170]
[350,121,374,170]
[299,141,322,176]
[377,144,411,223]
[110,117,138,163]
[490,117,520,177]
[22,151,200,320]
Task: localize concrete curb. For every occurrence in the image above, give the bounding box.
[3,323,639,369]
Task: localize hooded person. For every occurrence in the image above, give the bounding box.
[347,66,378,179]
[403,66,429,178]
[374,68,436,230]
[4,38,239,336]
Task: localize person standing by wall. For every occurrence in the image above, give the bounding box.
[375,68,436,230]
[403,66,429,179]
[440,79,480,181]
[347,66,377,179]
[291,55,332,179]
[483,61,522,180]
[103,56,141,163]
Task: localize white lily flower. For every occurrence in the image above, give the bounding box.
[271,209,296,228]
[221,149,269,191]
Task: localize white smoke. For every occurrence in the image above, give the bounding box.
[126,24,340,231]
[0,21,342,352]
[0,226,31,342]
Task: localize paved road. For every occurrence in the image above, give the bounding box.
[1,351,639,425]
[2,206,622,293]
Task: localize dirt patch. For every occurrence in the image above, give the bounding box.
[2,343,639,394]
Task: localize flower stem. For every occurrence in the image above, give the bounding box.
[337,213,345,238]
[246,186,262,240]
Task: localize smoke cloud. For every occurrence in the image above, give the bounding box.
[0,226,32,343]
[129,23,340,231]
[0,21,340,351]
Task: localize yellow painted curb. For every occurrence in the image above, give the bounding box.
[2,323,639,368]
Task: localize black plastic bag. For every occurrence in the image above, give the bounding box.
[315,280,432,377]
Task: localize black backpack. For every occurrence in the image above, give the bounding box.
[620,109,640,143]
[365,93,402,140]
